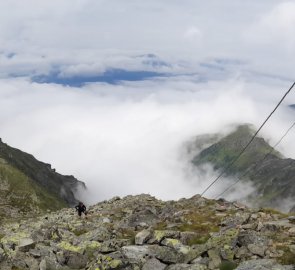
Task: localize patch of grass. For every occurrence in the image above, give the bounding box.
[153,221,167,230]
[0,163,66,217]
[118,228,136,244]
[187,234,210,246]
[73,228,88,236]
[277,246,295,265]
[219,261,237,270]
[176,210,221,235]
[261,208,289,218]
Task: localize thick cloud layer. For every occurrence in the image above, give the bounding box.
[0,77,295,204]
[0,1,295,205]
[0,1,295,80]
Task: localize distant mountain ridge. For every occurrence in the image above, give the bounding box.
[191,125,295,212]
[0,138,85,219]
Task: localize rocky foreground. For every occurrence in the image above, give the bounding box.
[0,194,295,270]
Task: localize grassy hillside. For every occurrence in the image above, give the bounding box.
[0,139,85,220]
[191,125,295,211]
[192,125,281,174]
[0,160,66,219]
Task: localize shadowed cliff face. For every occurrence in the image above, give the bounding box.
[0,138,86,219]
[191,125,295,212]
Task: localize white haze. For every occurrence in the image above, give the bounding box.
[0,77,295,205]
[1,0,295,208]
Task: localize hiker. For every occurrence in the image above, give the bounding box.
[75,202,87,218]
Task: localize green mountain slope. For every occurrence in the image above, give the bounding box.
[191,125,295,211]
[0,138,86,219]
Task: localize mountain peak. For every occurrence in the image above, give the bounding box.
[191,124,294,212]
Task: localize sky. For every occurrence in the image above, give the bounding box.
[0,1,295,205]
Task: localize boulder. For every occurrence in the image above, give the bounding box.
[148,230,180,244]
[208,249,221,270]
[247,244,266,257]
[0,247,5,263]
[121,245,151,263]
[288,227,295,236]
[64,250,88,269]
[135,230,151,245]
[142,258,166,270]
[238,230,268,246]
[166,264,208,270]
[18,238,36,252]
[236,259,293,270]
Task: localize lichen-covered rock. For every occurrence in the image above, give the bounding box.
[0,194,294,269]
[167,263,208,270]
[236,259,293,270]
[121,245,151,264]
[208,249,221,270]
[142,258,166,270]
[135,230,151,245]
[247,243,266,257]
[18,238,36,252]
[148,230,180,244]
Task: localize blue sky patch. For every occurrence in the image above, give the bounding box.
[32,69,168,87]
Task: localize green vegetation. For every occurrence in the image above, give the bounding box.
[219,261,237,270]
[277,246,295,265]
[261,208,289,218]
[191,124,295,210]
[177,210,221,234]
[187,234,210,245]
[0,162,66,218]
[193,125,279,174]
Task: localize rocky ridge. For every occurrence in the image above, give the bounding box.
[0,194,295,269]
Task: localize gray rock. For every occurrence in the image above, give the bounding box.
[64,251,87,269]
[238,230,268,246]
[39,256,70,270]
[121,245,151,263]
[108,196,121,204]
[135,230,151,245]
[18,238,36,252]
[102,217,111,223]
[149,245,182,264]
[166,263,208,270]
[289,245,295,254]
[236,259,293,270]
[0,247,5,263]
[247,244,266,257]
[208,249,221,270]
[235,246,251,259]
[29,249,41,258]
[288,227,295,236]
[142,258,166,270]
[148,230,180,244]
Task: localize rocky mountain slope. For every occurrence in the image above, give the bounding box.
[191,125,295,211]
[0,194,294,269]
[0,138,86,220]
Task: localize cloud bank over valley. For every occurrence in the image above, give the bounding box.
[0,0,295,205]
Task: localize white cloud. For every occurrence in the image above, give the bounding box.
[0,1,294,79]
[184,26,202,40]
[244,2,295,52]
[0,1,294,207]
[0,77,294,205]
